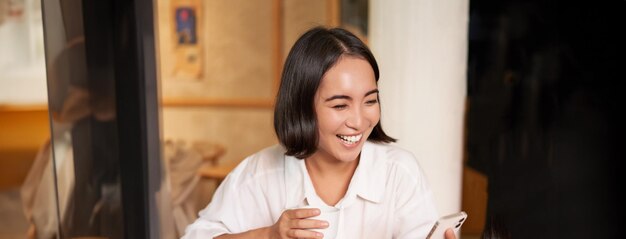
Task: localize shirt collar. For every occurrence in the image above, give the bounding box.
[353,141,387,203]
[283,142,387,209]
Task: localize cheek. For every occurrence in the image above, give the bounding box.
[317,110,345,131]
[365,107,381,125]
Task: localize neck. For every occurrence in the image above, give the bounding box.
[305,152,360,206]
[305,151,360,178]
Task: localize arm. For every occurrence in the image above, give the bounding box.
[182,160,327,239]
[181,167,254,238]
[215,208,326,239]
[214,227,270,239]
[392,155,440,238]
[393,178,439,238]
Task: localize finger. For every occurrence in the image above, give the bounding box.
[444,228,457,239]
[287,229,323,239]
[289,218,329,229]
[287,208,321,219]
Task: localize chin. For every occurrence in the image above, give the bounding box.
[333,148,363,163]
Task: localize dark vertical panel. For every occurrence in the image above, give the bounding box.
[132,0,162,237]
[80,2,122,238]
[43,0,161,237]
[466,1,624,238]
[110,0,161,237]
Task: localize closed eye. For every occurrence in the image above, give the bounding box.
[366,99,378,105]
[332,104,348,109]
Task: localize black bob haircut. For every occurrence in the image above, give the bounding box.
[274,26,396,159]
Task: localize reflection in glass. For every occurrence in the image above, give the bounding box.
[42,0,123,238]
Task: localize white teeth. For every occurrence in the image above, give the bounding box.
[338,134,363,144]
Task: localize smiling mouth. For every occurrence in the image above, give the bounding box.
[336,134,363,145]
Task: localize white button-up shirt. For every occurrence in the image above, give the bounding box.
[182,142,439,239]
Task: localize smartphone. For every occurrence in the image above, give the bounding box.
[426,211,468,239]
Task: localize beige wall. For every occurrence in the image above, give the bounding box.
[161,107,276,165]
[282,0,328,59]
[156,0,334,166]
[157,0,275,99]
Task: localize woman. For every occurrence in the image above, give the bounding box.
[182,26,456,239]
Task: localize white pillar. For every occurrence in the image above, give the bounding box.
[369,0,469,217]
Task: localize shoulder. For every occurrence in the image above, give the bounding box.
[225,144,286,187]
[367,142,425,183]
[244,144,285,165]
[368,142,420,169]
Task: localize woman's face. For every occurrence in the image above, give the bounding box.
[311,56,380,163]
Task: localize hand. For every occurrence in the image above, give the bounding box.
[444,228,457,239]
[268,208,329,239]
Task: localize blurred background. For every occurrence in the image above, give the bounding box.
[0,0,622,238]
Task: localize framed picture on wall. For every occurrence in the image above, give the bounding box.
[175,7,197,45]
[171,0,202,80]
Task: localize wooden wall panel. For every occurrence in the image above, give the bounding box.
[0,107,49,189]
[461,166,487,235]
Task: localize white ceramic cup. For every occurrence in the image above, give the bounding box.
[300,206,340,239]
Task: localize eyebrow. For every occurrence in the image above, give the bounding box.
[324,89,379,102]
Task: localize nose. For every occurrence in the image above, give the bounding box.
[346,106,365,130]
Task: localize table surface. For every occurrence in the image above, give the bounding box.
[197,162,239,181]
